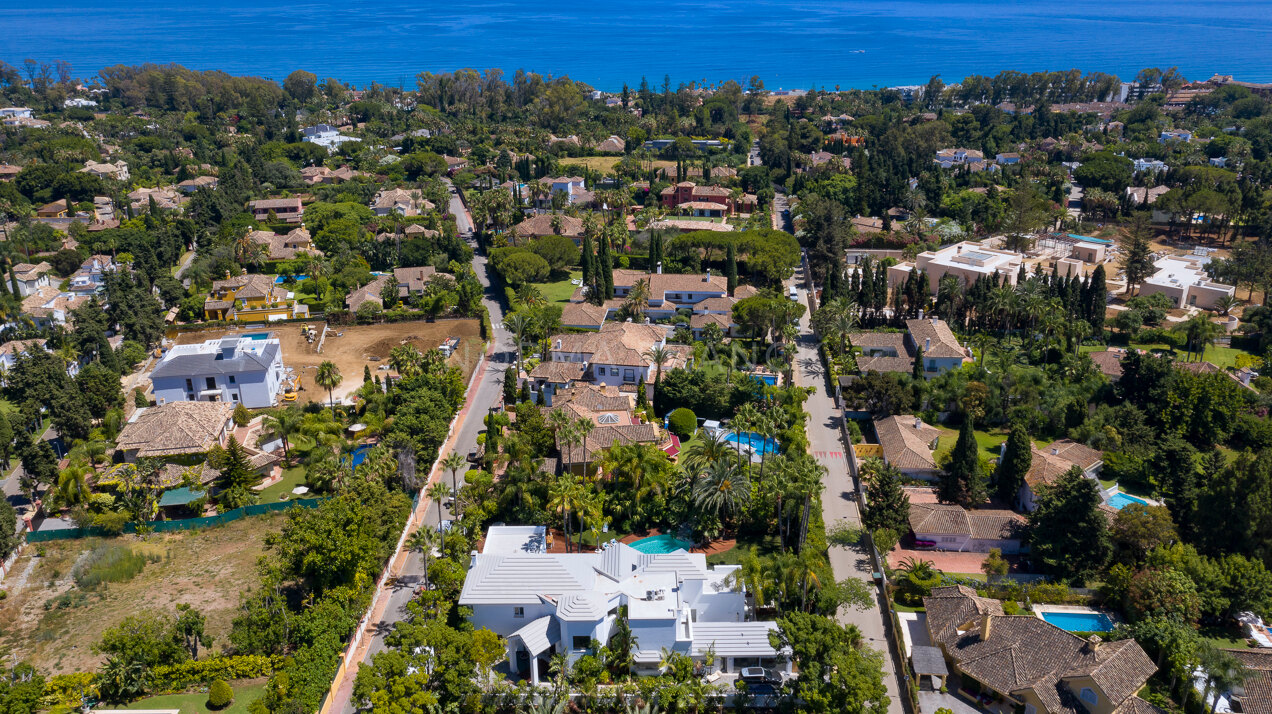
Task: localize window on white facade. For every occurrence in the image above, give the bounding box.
[572,636,590,650]
[610,368,619,376]
[1080,688,1097,705]
[941,536,958,543]
[513,607,524,619]
[228,375,235,384]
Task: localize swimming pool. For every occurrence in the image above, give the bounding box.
[725,431,780,455]
[275,275,309,283]
[241,332,271,341]
[1107,492,1149,510]
[1041,611,1114,632]
[349,444,373,471]
[628,534,693,554]
[747,373,777,386]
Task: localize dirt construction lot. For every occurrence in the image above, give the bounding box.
[172,319,483,404]
[0,514,282,674]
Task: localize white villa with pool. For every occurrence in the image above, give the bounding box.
[460,525,790,684]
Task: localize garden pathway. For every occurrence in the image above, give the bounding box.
[792,273,907,714]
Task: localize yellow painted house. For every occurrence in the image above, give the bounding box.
[204,274,304,322]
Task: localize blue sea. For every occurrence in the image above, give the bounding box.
[1,1,1270,91]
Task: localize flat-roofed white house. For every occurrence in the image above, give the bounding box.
[461,525,790,684]
[889,241,1023,294]
[150,335,286,408]
[1138,255,1235,310]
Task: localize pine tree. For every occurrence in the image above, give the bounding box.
[725,242,738,296]
[1120,213,1156,295]
[864,462,910,534]
[996,423,1033,505]
[216,436,258,509]
[941,418,986,507]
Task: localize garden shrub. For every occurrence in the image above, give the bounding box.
[668,408,697,438]
[43,672,98,708]
[207,679,233,709]
[149,655,283,691]
[91,511,131,536]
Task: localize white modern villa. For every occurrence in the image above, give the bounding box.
[460,526,790,684]
[150,335,287,408]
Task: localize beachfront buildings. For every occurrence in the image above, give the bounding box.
[460,525,790,684]
[150,335,287,408]
[1137,255,1235,310]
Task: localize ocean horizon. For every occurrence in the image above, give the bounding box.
[2,0,1272,91]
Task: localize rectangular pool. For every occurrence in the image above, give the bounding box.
[1107,492,1149,510]
[1041,611,1114,632]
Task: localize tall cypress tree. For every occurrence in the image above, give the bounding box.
[996,423,1033,505]
[940,418,986,507]
[580,232,595,299]
[863,462,911,534]
[1087,264,1107,334]
[598,233,614,300]
[912,346,925,380]
[725,242,738,296]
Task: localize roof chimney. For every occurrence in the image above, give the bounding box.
[704,269,711,281]
[924,337,931,352]
[1051,447,1059,456]
[1085,634,1102,653]
[555,339,562,350]
[914,417,922,429]
[469,550,479,568]
[656,261,663,274]
[981,614,993,642]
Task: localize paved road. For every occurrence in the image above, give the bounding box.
[791,262,906,714]
[334,181,512,713]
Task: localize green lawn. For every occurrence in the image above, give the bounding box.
[1199,624,1250,650]
[706,533,782,566]
[533,270,583,303]
[933,427,1050,463]
[257,464,315,503]
[891,601,926,613]
[123,681,267,714]
[1080,342,1254,369]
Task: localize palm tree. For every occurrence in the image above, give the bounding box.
[406,526,439,592]
[732,403,762,463]
[388,344,424,378]
[315,361,343,417]
[1173,314,1221,362]
[547,407,571,436]
[548,473,584,553]
[504,312,531,376]
[441,451,466,513]
[682,429,736,476]
[693,459,751,528]
[625,279,651,321]
[643,344,669,386]
[263,407,303,461]
[600,442,670,521]
[1067,319,1092,356]
[427,481,450,527]
[795,549,824,612]
[573,417,595,474]
[1214,294,1240,317]
[56,464,90,507]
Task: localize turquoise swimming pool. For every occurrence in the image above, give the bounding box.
[726,431,780,454]
[1107,492,1149,510]
[1041,611,1114,632]
[629,534,693,554]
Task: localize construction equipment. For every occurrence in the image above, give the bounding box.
[281,391,297,402]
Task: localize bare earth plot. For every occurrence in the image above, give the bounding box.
[173,320,482,403]
[0,513,283,675]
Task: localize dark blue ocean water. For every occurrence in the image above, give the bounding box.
[2,1,1270,91]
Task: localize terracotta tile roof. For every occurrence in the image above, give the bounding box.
[875,415,941,471]
[1226,649,1272,714]
[906,318,965,358]
[403,223,439,237]
[1112,696,1167,714]
[1043,439,1103,472]
[250,197,302,211]
[908,503,1024,539]
[548,322,665,368]
[513,213,584,239]
[529,360,586,383]
[1088,350,1125,379]
[926,587,1156,714]
[0,338,46,357]
[12,261,51,281]
[1024,448,1082,488]
[560,301,607,329]
[392,265,436,294]
[649,272,728,298]
[346,275,389,311]
[690,313,732,331]
[116,402,233,458]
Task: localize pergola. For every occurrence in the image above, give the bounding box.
[912,645,950,690]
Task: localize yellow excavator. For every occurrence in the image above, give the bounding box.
[282,376,301,402]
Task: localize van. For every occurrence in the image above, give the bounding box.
[788,285,799,302]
